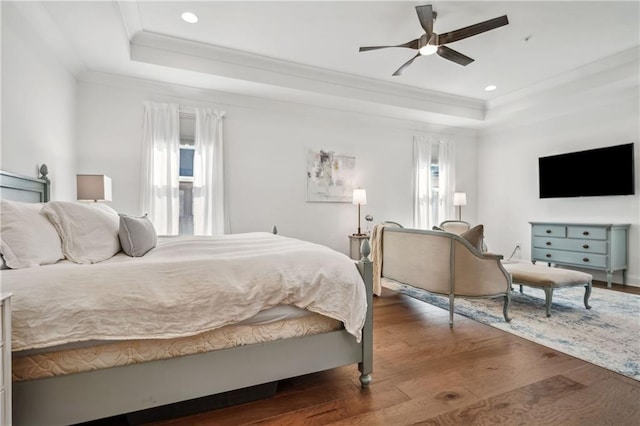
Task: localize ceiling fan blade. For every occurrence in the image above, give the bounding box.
[437,46,474,66]
[415,5,434,37]
[438,15,509,45]
[392,53,421,76]
[359,39,419,52]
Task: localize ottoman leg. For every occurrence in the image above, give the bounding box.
[584,281,592,310]
[543,287,554,317]
[503,292,512,322]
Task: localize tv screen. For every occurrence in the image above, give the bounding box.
[539,143,635,198]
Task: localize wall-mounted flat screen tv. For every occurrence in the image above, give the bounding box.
[539,143,635,198]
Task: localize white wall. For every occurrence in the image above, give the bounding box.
[75,75,478,254]
[1,3,77,200]
[479,57,640,285]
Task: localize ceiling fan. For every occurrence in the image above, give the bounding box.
[359,4,509,76]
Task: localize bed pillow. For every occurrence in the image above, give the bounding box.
[41,201,121,264]
[0,199,64,268]
[119,214,157,257]
[461,224,484,251]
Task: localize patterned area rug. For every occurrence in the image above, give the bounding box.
[383,280,640,380]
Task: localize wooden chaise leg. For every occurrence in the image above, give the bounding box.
[449,294,454,327]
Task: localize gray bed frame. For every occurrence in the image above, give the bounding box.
[0,166,374,426]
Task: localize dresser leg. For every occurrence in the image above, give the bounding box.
[606,272,612,289]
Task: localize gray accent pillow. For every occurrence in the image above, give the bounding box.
[118,214,157,257]
[461,224,484,251]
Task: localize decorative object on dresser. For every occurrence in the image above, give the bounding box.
[76,174,112,202]
[352,188,367,236]
[530,222,630,288]
[1,294,11,426]
[453,192,466,220]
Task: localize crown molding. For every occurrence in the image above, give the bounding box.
[77,70,479,138]
[486,47,639,123]
[129,31,486,123]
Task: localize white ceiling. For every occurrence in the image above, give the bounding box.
[16,1,640,126]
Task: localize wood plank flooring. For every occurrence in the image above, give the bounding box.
[138,287,640,425]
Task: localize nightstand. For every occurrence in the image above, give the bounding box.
[349,235,370,260]
[1,293,11,425]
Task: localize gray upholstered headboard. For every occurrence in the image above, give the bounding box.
[0,164,50,202]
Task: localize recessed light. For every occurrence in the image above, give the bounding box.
[484,85,497,92]
[181,12,198,24]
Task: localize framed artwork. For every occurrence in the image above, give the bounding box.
[306,149,356,202]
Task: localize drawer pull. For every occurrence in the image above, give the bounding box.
[583,257,589,262]
[546,254,552,258]
[546,241,552,246]
[583,231,589,236]
[583,244,589,249]
[546,229,552,234]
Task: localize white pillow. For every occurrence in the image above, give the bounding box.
[41,201,121,264]
[0,199,64,268]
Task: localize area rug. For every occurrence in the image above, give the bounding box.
[383,280,640,381]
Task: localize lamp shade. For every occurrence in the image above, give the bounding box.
[77,174,112,202]
[453,192,467,206]
[352,188,367,205]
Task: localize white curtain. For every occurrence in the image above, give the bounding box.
[140,102,180,235]
[438,139,456,223]
[413,136,456,229]
[413,136,434,229]
[193,107,227,236]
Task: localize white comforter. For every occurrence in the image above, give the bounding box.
[1,232,367,351]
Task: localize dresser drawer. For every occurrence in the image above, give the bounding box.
[533,248,607,268]
[532,224,566,238]
[532,237,607,254]
[567,226,607,240]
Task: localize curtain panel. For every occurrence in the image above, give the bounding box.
[413,136,456,229]
[193,108,228,236]
[413,136,434,229]
[140,102,180,235]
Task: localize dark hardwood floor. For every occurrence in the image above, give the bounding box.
[140,286,640,426]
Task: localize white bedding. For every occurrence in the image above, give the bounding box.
[1,232,367,351]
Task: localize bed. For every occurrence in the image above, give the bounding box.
[0,166,373,426]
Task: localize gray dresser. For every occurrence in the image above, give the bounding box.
[530,222,630,288]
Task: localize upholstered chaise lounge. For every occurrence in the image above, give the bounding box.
[371,225,512,325]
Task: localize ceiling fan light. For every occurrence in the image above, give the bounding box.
[419,45,438,56]
[181,12,199,24]
[485,84,497,91]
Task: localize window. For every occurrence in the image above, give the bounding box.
[179,115,195,235]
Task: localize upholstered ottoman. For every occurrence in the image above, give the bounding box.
[503,262,592,317]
